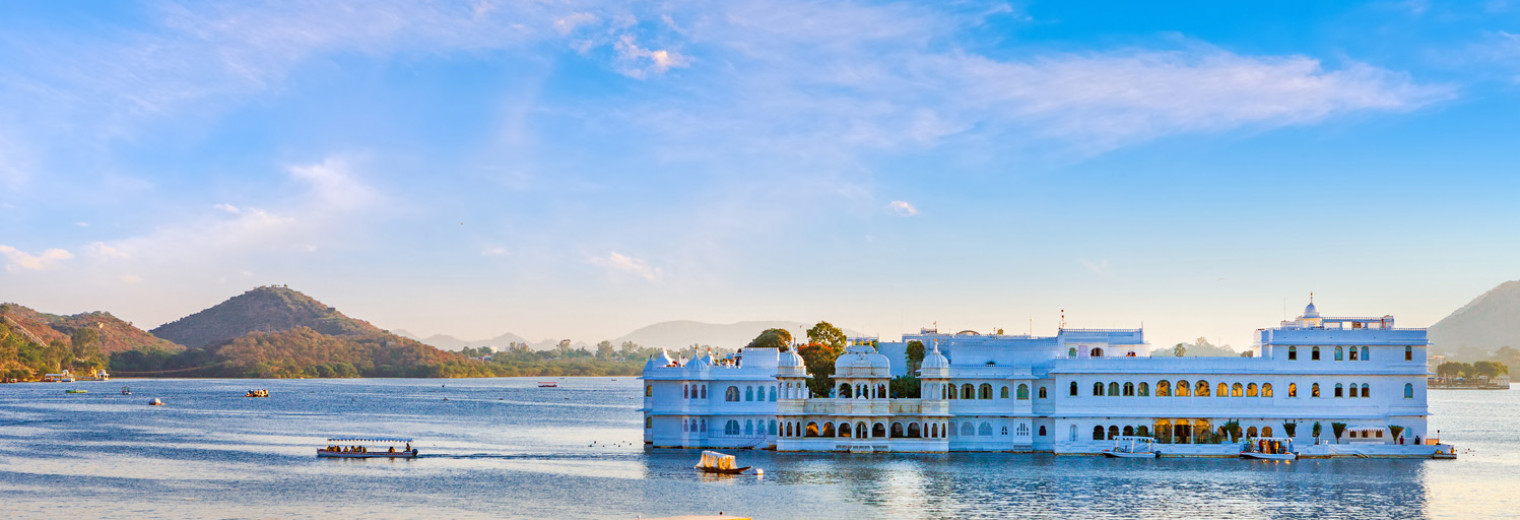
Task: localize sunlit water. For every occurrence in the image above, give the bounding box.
[1,378,1516,519]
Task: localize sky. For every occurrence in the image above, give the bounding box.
[2,0,1519,349]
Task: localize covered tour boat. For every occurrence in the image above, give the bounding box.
[318,438,418,459]
[245,389,269,398]
[1240,437,1296,460]
[1102,436,1160,458]
[694,450,751,475]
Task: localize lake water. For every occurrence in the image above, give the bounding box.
[1,378,1517,519]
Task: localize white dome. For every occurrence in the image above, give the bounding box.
[834,344,891,378]
[920,343,950,377]
[779,348,805,368]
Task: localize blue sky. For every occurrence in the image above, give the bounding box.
[2,0,1518,348]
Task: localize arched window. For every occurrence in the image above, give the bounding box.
[979,422,993,436]
[769,387,777,401]
[1246,383,1258,397]
[1195,380,1210,397]
[1156,380,1171,397]
[1246,426,1257,438]
[1093,382,1105,396]
[962,384,975,399]
[1288,346,1297,360]
[1404,383,1414,398]
[646,386,652,397]
[1361,383,1370,397]
[1017,423,1029,436]
[1039,386,1048,399]
[820,423,833,437]
[961,422,974,436]
[1069,382,1079,396]
[1068,347,1077,358]
[837,384,851,398]
[1123,425,1134,436]
[1001,386,1010,399]
[1288,383,1297,397]
[979,383,993,399]
[1039,425,1047,437]
[878,384,887,399]
[891,423,904,438]
[908,423,921,438]
[1108,382,1120,396]
[1263,426,1273,437]
[1231,383,1243,397]
[1361,346,1370,361]
[1126,351,1136,357]
[700,419,707,432]
[873,423,886,438]
[769,420,777,435]
[1335,346,1344,361]
[1312,346,1321,360]
[838,423,851,437]
[1217,383,1227,397]
[1263,383,1274,397]
[745,420,754,435]
[645,417,652,429]
[1405,345,1413,361]
[1090,348,1104,357]
[1334,383,1344,398]
[700,386,706,399]
[725,420,740,435]
[1176,380,1191,397]
[1123,382,1135,396]
[946,385,955,399]
[745,386,754,401]
[1107,425,1119,440]
[1138,382,1150,397]
[1312,383,1321,397]
[725,386,740,401]
[1092,425,1105,440]
[1017,384,1030,400]
[683,385,689,399]
[1349,347,1358,361]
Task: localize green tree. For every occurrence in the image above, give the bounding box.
[1473,361,1508,379]
[1173,343,1187,357]
[746,328,793,349]
[1331,422,1347,443]
[806,321,846,350]
[797,341,844,397]
[1283,422,1297,438]
[596,340,615,360]
[1311,421,1322,441]
[889,374,921,398]
[1436,361,1471,379]
[905,340,926,373]
[70,327,102,360]
[1389,424,1406,441]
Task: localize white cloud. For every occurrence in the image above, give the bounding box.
[1080,258,1112,277]
[590,251,659,280]
[554,12,599,36]
[214,203,241,214]
[614,35,690,79]
[0,245,73,272]
[888,200,919,216]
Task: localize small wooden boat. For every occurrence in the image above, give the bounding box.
[318,438,418,459]
[65,389,87,394]
[695,450,751,474]
[148,398,164,406]
[537,382,558,388]
[121,386,132,395]
[1102,436,1159,458]
[1241,437,1297,460]
[245,389,269,398]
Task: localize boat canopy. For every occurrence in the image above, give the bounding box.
[327,438,413,444]
[696,450,737,470]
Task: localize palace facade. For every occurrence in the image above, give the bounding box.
[640,302,1437,455]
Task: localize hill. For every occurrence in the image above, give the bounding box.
[1429,280,1520,354]
[414,331,531,351]
[151,285,383,349]
[610,320,863,350]
[0,303,182,354]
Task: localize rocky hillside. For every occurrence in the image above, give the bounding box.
[151,285,383,349]
[0,303,182,354]
[1429,280,1520,354]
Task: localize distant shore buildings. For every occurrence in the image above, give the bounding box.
[641,301,1448,457]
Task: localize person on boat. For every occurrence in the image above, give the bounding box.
[389,446,396,453]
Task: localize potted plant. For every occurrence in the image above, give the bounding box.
[1283,422,1297,439]
[1312,421,1322,443]
[1389,424,1406,444]
[1331,422,1347,444]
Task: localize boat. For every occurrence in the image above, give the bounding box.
[694,450,751,475]
[148,398,164,406]
[121,386,132,395]
[537,382,558,388]
[65,389,87,394]
[245,389,269,398]
[1102,436,1159,458]
[317,438,418,459]
[1241,437,1297,460]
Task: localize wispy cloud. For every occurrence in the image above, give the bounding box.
[1080,258,1112,277]
[0,245,73,272]
[590,251,659,280]
[888,200,919,216]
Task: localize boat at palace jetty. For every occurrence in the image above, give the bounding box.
[318,438,417,459]
[1102,436,1159,458]
[694,450,751,474]
[641,298,1457,459]
[1240,437,1297,460]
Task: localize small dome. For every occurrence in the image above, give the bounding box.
[1304,301,1320,318]
[922,344,949,370]
[779,348,805,368]
[643,356,657,371]
[834,344,890,377]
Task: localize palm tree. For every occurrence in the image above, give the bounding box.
[1311,421,1322,442]
[1331,422,1347,443]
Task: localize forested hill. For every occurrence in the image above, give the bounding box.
[150,285,383,349]
[0,303,182,355]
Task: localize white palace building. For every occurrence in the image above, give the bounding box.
[640,301,1452,457]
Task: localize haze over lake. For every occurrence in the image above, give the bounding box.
[1,378,1514,519]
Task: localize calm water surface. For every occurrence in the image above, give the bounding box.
[1,378,1516,519]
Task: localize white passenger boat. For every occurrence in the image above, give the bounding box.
[1240,437,1296,460]
[694,450,751,474]
[318,438,418,459]
[1102,436,1159,458]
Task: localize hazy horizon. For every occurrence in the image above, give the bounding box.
[3,1,1518,349]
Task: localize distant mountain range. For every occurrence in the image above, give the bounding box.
[1429,280,1520,354]
[398,320,864,352]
